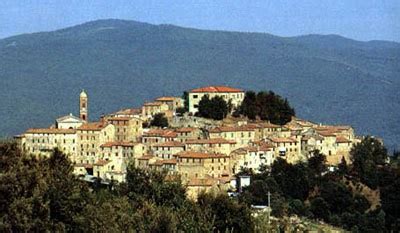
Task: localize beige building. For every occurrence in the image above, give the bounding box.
[152,141,186,159]
[174,151,230,180]
[142,102,169,120]
[208,125,256,147]
[141,129,177,145]
[230,145,275,174]
[104,116,143,142]
[155,96,183,111]
[55,114,84,129]
[93,159,127,183]
[186,177,228,200]
[22,128,78,160]
[174,127,202,142]
[76,122,115,164]
[99,141,144,161]
[268,137,302,163]
[188,86,245,114]
[185,138,237,155]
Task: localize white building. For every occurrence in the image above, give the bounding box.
[56,113,85,129]
[188,86,245,114]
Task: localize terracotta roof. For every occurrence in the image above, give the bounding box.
[318,131,337,137]
[314,125,352,132]
[175,127,197,133]
[175,151,229,159]
[106,117,132,121]
[143,102,163,106]
[302,135,323,141]
[190,86,243,93]
[138,155,154,160]
[186,138,236,144]
[244,145,274,152]
[143,129,177,138]
[270,137,297,143]
[155,96,179,102]
[208,125,255,133]
[93,159,112,166]
[336,136,352,143]
[251,140,276,148]
[100,141,137,147]
[74,163,93,169]
[25,128,76,134]
[258,122,281,129]
[78,122,109,131]
[152,159,177,166]
[153,141,185,147]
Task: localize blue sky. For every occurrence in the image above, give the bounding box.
[0,0,399,41]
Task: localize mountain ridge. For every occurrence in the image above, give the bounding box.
[0,19,399,150]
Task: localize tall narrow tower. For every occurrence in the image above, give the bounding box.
[79,90,88,122]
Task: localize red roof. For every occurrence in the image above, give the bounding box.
[143,129,177,138]
[94,159,112,166]
[100,141,137,147]
[152,159,177,166]
[208,125,255,133]
[270,137,297,143]
[190,86,243,93]
[106,117,132,121]
[25,128,76,134]
[153,141,185,147]
[186,138,236,145]
[175,127,197,133]
[78,122,108,131]
[175,151,229,159]
[336,136,352,143]
[143,102,163,106]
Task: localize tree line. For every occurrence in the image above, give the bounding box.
[182,90,295,125]
[0,142,253,232]
[1,136,399,231]
[239,136,400,232]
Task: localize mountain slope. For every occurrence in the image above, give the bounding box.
[0,19,399,149]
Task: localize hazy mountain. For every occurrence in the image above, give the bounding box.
[0,19,399,150]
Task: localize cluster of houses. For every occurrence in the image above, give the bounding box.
[15,86,359,199]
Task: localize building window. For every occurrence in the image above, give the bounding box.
[193,95,198,99]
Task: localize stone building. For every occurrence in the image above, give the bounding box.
[21,128,77,160]
[174,151,230,180]
[76,122,115,164]
[104,116,143,142]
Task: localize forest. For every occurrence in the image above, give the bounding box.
[0,137,399,232]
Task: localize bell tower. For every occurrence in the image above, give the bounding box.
[79,90,88,122]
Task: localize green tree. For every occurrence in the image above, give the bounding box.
[198,193,254,233]
[350,136,388,188]
[238,90,295,125]
[270,158,311,200]
[150,113,169,128]
[308,150,327,177]
[310,197,331,221]
[182,91,189,112]
[197,95,229,120]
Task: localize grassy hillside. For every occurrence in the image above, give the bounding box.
[0,19,399,149]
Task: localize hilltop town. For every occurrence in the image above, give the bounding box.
[16,86,362,199]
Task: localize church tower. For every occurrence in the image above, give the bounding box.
[79,90,88,122]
